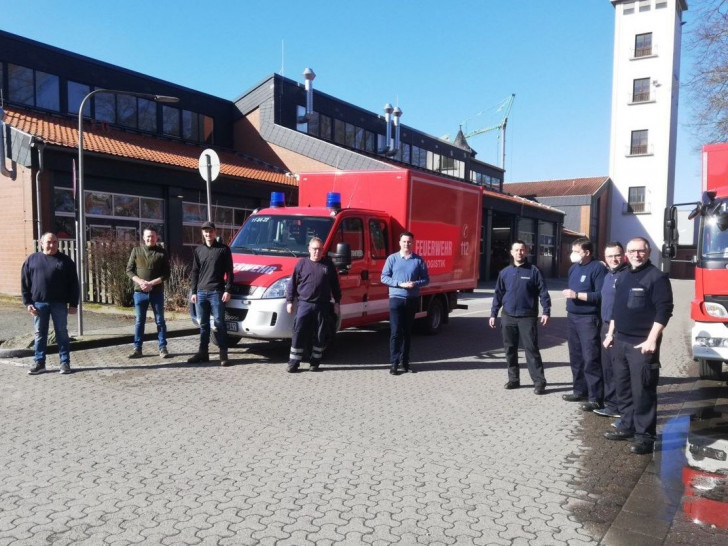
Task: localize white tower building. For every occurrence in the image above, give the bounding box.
[608,0,687,258]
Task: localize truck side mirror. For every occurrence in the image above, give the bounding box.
[661,243,676,260]
[663,205,679,246]
[332,242,351,272]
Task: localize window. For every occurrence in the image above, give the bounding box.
[334,119,346,145]
[53,187,165,241]
[331,218,364,260]
[182,202,252,246]
[35,71,60,111]
[7,64,59,111]
[182,110,199,141]
[319,114,332,140]
[627,186,646,213]
[630,130,648,155]
[369,219,388,259]
[162,105,180,137]
[8,64,34,106]
[635,33,652,58]
[68,81,91,116]
[632,78,650,102]
[138,98,157,132]
[95,92,115,123]
[117,94,137,128]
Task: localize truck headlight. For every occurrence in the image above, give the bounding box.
[695,336,728,347]
[262,277,290,299]
[705,302,728,318]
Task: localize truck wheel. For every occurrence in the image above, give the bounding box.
[421,297,444,335]
[698,359,723,380]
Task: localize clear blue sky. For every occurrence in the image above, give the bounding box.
[1,0,705,202]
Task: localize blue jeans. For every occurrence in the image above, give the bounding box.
[389,297,418,367]
[133,291,167,350]
[33,301,71,364]
[567,313,603,401]
[196,290,227,352]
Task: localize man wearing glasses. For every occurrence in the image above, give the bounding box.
[592,242,628,421]
[603,237,673,455]
[286,237,341,372]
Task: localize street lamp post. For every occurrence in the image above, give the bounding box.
[77,89,179,335]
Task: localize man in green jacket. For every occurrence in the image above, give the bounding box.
[126,226,171,358]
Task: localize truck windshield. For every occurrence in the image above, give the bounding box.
[229,215,334,257]
[702,221,728,258]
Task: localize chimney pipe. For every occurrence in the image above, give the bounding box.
[380,103,394,154]
[298,68,316,123]
[391,106,402,156]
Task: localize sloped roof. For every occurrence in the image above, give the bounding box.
[2,107,294,186]
[503,176,610,198]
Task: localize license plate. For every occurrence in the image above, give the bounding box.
[226,321,239,332]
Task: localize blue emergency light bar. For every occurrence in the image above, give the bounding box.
[270,192,285,208]
[326,192,341,210]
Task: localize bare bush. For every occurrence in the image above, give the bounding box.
[166,255,191,311]
[87,236,135,306]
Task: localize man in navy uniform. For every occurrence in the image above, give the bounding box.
[603,237,673,455]
[489,240,551,395]
[286,237,341,372]
[592,241,628,420]
[562,237,607,408]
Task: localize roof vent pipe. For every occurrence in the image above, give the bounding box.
[298,68,316,123]
[379,103,394,154]
[391,106,402,156]
[0,107,16,179]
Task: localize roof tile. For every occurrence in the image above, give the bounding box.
[2,107,294,186]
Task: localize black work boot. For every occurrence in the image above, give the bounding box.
[219,351,230,367]
[187,352,209,364]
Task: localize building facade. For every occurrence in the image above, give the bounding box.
[1,30,565,299]
[608,0,687,257]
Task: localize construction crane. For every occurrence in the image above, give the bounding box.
[460,93,515,170]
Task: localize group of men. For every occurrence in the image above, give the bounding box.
[489,236,673,455]
[21,221,234,374]
[285,231,429,376]
[21,225,674,455]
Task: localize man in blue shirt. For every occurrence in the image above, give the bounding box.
[562,237,607,407]
[381,231,429,375]
[489,240,551,395]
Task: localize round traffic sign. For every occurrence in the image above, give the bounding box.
[198,149,220,182]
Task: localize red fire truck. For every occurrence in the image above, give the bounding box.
[663,143,728,379]
[210,169,482,345]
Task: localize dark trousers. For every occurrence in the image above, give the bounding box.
[600,322,619,413]
[613,336,660,442]
[567,313,603,401]
[289,301,328,367]
[501,314,546,386]
[389,297,418,369]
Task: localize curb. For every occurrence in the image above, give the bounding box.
[0,327,199,359]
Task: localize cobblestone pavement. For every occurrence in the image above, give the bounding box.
[1,279,726,545]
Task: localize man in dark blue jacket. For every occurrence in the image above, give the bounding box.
[562,237,607,407]
[594,242,628,420]
[21,232,79,375]
[489,240,551,395]
[286,237,341,373]
[603,237,673,455]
